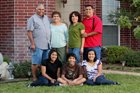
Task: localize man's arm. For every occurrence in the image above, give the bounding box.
[27,31,35,51]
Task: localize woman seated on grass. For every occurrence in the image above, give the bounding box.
[57,53,86,86]
[26,49,62,87]
[81,49,121,86]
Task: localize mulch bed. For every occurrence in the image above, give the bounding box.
[0,78,30,84]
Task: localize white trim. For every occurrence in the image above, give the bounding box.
[102,0,120,47]
[118,25,120,46]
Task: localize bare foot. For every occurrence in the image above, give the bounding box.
[33,78,37,82]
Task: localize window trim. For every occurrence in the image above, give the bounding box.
[102,0,120,47]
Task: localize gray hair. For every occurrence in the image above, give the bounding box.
[36,4,44,10]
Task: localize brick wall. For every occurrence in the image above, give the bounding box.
[80,0,102,20]
[0,0,56,63]
[0,0,14,62]
[14,0,56,63]
[120,2,140,50]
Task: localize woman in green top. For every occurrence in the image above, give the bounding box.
[68,11,85,63]
[50,11,69,65]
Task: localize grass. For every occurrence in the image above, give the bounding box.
[0,74,140,93]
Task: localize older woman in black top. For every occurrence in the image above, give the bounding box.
[27,49,62,87]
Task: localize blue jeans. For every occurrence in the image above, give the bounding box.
[30,76,59,86]
[83,46,101,60]
[85,75,115,86]
[69,48,81,63]
[30,46,50,64]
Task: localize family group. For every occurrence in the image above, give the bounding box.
[26,4,120,87]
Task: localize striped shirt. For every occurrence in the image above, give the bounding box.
[81,59,104,80]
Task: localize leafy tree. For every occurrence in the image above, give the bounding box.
[107,0,140,39]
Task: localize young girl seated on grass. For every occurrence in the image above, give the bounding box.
[26,49,62,87]
[81,49,121,86]
[57,53,86,86]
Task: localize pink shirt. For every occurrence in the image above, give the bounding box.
[82,15,102,47]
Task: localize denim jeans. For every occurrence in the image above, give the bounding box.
[69,48,81,63]
[85,75,115,86]
[83,46,101,60]
[30,76,59,86]
[30,46,50,64]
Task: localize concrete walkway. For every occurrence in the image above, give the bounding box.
[102,70,140,76]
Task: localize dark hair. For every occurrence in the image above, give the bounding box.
[85,49,97,62]
[48,49,58,62]
[69,11,81,24]
[85,4,93,9]
[51,11,61,18]
[67,53,77,60]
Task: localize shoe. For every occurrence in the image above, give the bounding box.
[59,83,67,86]
[26,84,31,87]
[114,82,121,85]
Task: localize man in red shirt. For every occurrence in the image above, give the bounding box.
[82,4,102,59]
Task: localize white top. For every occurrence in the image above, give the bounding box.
[81,59,104,80]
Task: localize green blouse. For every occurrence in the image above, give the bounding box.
[69,22,85,48]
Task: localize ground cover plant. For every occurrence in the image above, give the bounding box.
[0,74,140,93]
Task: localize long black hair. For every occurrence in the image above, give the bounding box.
[48,49,58,62]
[85,49,97,62]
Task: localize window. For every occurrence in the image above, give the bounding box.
[102,0,120,46]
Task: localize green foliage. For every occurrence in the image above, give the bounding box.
[13,60,41,78]
[133,25,140,39]
[105,46,131,64]
[120,50,140,67]
[118,16,132,29]
[3,56,10,64]
[131,0,140,7]
[108,0,140,39]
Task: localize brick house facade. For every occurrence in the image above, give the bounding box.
[0,0,139,63]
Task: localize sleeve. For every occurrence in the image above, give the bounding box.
[81,60,87,67]
[78,64,84,75]
[79,23,85,31]
[61,64,66,75]
[64,24,69,41]
[93,17,102,34]
[97,59,102,66]
[58,60,62,68]
[41,59,47,66]
[48,17,53,23]
[27,17,34,31]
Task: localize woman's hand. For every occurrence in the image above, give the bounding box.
[66,48,69,54]
[93,77,96,82]
[51,79,56,83]
[80,48,84,55]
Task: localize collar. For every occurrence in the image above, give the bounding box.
[35,13,44,18]
[85,14,95,20]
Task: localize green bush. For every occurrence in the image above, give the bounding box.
[105,46,131,64]
[3,56,10,64]
[13,61,41,78]
[121,50,140,67]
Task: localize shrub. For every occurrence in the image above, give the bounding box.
[105,46,131,64]
[3,56,10,64]
[120,50,140,67]
[13,61,41,78]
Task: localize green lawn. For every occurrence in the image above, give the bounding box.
[0,74,140,93]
